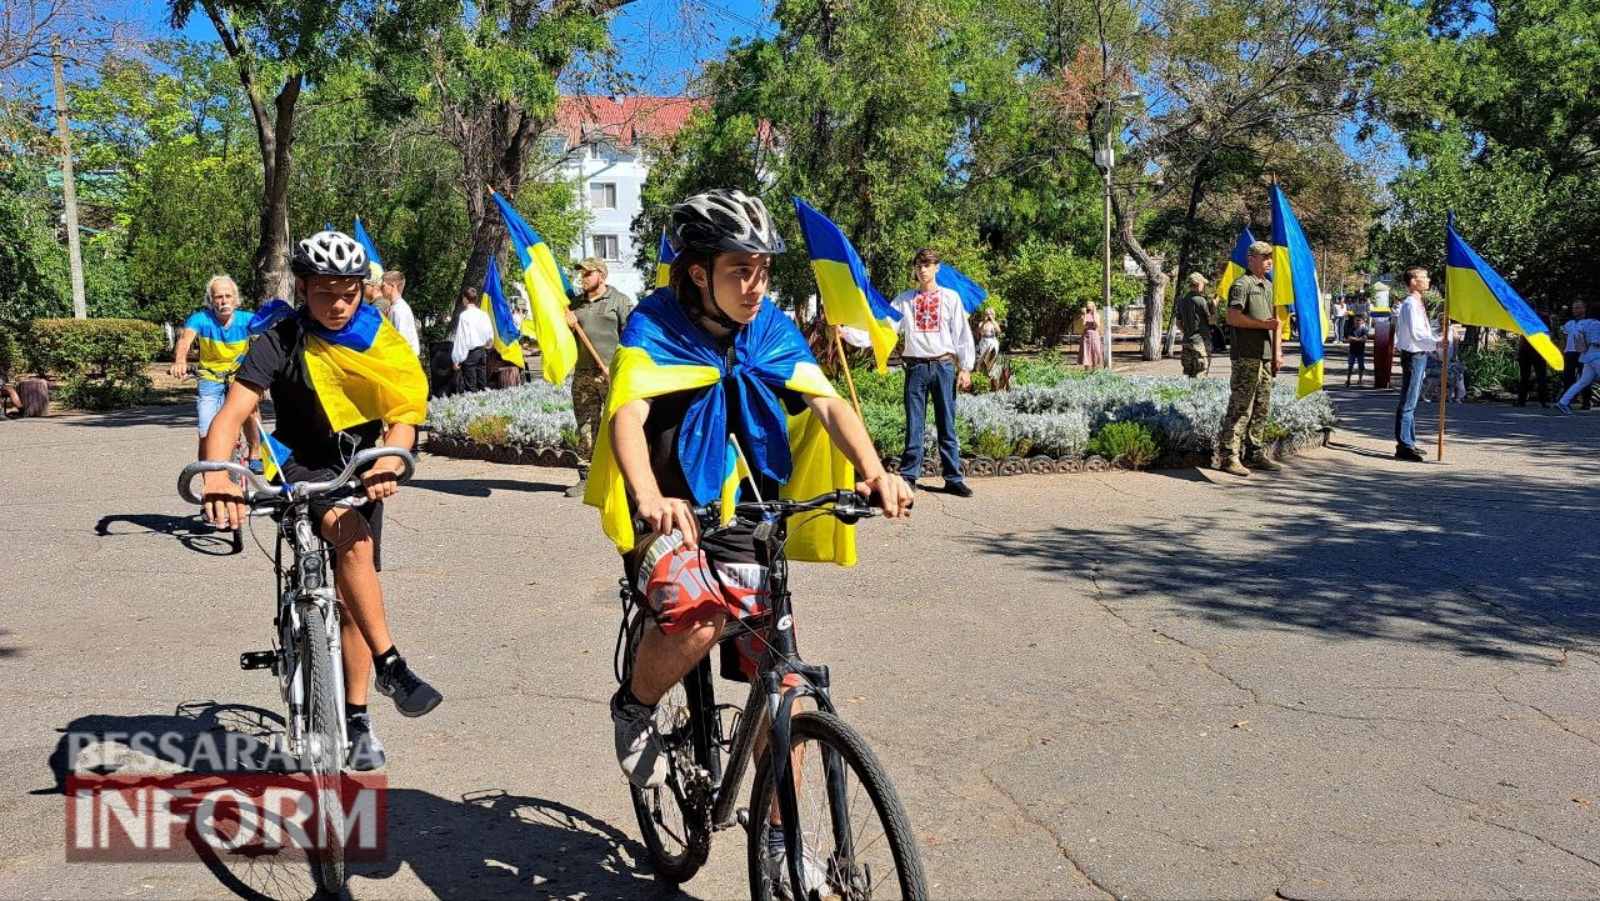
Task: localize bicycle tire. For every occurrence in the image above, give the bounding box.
[625,617,713,883]
[298,602,347,895]
[746,710,927,900]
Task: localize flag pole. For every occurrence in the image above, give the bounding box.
[831,326,863,415]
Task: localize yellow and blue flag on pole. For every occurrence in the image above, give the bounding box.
[583,288,857,565]
[792,197,902,373]
[1268,185,1325,397]
[655,228,675,289]
[260,432,295,483]
[936,264,989,314]
[301,303,429,431]
[490,190,578,384]
[479,256,525,369]
[1446,212,1562,371]
[1215,226,1256,304]
[353,216,383,280]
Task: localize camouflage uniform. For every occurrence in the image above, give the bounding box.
[1176,291,1212,378]
[571,371,609,464]
[1218,274,1274,463]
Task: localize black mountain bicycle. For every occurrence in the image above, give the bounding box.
[178,446,415,895]
[619,490,927,900]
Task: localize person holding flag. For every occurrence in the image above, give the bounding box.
[1217,241,1281,477]
[588,189,912,791]
[566,256,634,497]
[891,248,976,496]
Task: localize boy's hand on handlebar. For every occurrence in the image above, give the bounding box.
[637,492,699,549]
[201,470,246,529]
[857,471,913,519]
[361,456,405,502]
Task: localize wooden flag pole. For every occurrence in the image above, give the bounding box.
[832,326,863,415]
[571,318,610,379]
[1438,294,1449,461]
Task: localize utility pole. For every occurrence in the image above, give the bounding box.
[52,36,87,319]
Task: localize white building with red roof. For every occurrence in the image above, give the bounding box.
[552,95,704,298]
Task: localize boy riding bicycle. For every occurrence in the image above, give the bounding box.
[585,190,913,793]
[199,230,443,771]
[171,274,262,466]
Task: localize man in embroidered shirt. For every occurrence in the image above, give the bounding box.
[891,247,976,497]
[1393,267,1440,461]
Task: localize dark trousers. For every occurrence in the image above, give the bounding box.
[457,348,488,393]
[1562,351,1594,409]
[1346,344,1367,383]
[1517,348,1549,406]
[900,358,963,483]
[1395,350,1427,450]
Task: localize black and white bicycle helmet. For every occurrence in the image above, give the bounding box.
[290,230,369,279]
[668,189,786,256]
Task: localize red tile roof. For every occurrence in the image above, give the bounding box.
[554,95,705,148]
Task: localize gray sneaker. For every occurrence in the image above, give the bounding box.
[611,688,668,788]
[345,712,386,771]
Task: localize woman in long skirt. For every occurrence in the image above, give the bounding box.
[1079,302,1106,368]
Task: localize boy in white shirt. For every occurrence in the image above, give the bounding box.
[891,248,976,496]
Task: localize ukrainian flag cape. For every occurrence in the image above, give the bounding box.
[1446,213,1562,371]
[300,303,428,431]
[584,289,858,565]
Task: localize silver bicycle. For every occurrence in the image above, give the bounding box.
[178,447,415,894]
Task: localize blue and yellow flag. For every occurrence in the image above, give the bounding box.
[792,197,902,373]
[479,256,525,369]
[655,228,675,289]
[1446,212,1562,371]
[1269,185,1325,397]
[936,264,989,315]
[353,216,383,281]
[184,308,251,383]
[300,303,428,431]
[1216,226,1256,305]
[583,288,856,565]
[248,299,293,335]
[491,190,578,384]
[260,432,295,483]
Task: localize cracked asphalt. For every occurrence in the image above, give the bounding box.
[1,365,1597,899]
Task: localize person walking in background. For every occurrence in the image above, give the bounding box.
[1556,305,1600,415]
[450,286,494,393]
[1516,317,1552,408]
[1346,313,1371,387]
[1175,272,1213,378]
[1393,267,1439,461]
[1560,300,1595,411]
[1079,301,1106,369]
[1216,241,1281,477]
[892,247,975,497]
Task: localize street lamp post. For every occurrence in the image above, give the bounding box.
[1095,92,1141,369]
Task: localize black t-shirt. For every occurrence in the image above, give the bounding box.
[235,316,384,472]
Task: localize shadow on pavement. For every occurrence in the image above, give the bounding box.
[34,703,671,900]
[406,477,569,498]
[56,404,194,429]
[94,512,243,556]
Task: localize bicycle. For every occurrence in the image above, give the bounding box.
[619,490,928,900]
[181,369,264,554]
[178,446,415,895]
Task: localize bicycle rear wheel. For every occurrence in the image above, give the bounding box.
[747,710,927,900]
[298,602,347,895]
[625,619,714,883]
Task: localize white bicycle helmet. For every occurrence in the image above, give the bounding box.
[291,230,369,279]
[668,189,786,256]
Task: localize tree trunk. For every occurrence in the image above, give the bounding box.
[253,76,300,301]
[1111,193,1168,361]
[456,100,544,304]
[1165,161,1211,357]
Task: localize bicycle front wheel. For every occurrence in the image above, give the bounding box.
[298,602,347,895]
[748,710,927,900]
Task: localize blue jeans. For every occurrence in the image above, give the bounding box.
[900,359,963,483]
[1394,350,1426,449]
[196,378,228,436]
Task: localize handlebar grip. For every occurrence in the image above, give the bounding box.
[177,460,268,505]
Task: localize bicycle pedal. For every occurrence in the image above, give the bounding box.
[239,650,275,671]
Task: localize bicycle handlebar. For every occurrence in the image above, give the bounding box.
[178,446,417,507]
[632,489,892,538]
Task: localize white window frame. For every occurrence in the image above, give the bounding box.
[589,181,617,210]
[593,234,621,261]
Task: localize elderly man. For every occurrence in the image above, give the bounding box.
[171,274,260,464]
[1216,241,1281,477]
[565,256,634,497]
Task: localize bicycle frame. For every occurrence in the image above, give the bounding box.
[272,503,347,763]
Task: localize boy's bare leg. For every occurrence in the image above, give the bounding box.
[320,507,394,656]
[629,610,727,704]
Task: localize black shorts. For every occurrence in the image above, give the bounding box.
[279,460,385,572]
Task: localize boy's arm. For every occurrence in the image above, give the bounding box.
[199,381,265,528]
[611,397,703,547]
[804,394,912,518]
[361,422,417,502]
[170,329,197,379]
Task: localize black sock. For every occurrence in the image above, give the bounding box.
[767,826,787,851]
[345,702,367,719]
[374,646,400,673]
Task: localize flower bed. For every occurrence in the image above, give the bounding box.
[425,358,1338,474]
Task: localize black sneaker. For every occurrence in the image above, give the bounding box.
[945,480,974,498]
[345,712,387,771]
[375,656,443,718]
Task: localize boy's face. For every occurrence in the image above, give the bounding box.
[702,252,771,325]
[299,275,364,330]
[915,260,939,288]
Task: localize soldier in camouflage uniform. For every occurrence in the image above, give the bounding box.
[566,257,634,497]
[1217,241,1283,477]
[1176,272,1213,378]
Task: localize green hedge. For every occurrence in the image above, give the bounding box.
[29,318,165,410]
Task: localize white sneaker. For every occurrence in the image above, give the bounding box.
[763,835,830,899]
[611,689,668,788]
